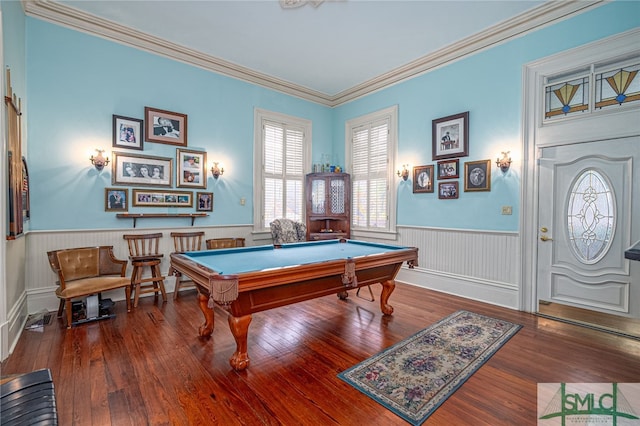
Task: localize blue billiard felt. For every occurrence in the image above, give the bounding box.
[182,239,408,275]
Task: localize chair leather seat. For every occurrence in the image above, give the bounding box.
[55,276,131,299]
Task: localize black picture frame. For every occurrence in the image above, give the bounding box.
[432,111,469,161]
[113,115,144,150]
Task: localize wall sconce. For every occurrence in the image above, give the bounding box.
[496,151,512,173]
[90,149,109,171]
[396,164,409,181]
[210,162,224,179]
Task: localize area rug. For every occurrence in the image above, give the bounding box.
[338,310,522,425]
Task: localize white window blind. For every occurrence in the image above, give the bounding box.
[351,118,390,230]
[262,120,305,228]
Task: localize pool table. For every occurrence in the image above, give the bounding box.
[169,239,418,371]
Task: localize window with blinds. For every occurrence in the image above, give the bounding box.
[254,109,311,232]
[346,106,398,234]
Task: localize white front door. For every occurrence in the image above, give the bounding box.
[537,137,640,318]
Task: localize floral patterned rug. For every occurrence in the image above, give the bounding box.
[338,310,522,425]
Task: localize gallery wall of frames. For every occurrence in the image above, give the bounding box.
[105,107,214,215]
[412,111,492,200]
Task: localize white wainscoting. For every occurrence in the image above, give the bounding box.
[25,225,255,313]
[376,226,521,309]
[23,225,522,318]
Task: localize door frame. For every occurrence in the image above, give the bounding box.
[520,28,640,312]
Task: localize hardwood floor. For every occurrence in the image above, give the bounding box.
[3,283,639,425]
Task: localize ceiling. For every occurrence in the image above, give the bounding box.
[23,0,600,106]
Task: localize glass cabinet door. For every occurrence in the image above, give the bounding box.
[311,179,326,215]
[329,178,345,215]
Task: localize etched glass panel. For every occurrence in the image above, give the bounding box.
[545,76,589,119]
[595,63,640,109]
[330,179,345,214]
[567,170,615,264]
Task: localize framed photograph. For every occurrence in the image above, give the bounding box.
[437,159,459,180]
[145,107,187,146]
[177,148,207,188]
[112,152,172,187]
[112,115,143,150]
[196,192,214,212]
[105,188,128,212]
[464,159,492,192]
[432,111,469,161]
[438,181,459,199]
[132,189,193,207]
[412,165,434,193]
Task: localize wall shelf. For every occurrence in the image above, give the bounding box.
[116,213,208,228]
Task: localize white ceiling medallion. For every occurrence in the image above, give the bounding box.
[279,0,325,9]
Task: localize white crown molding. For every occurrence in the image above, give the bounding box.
[332,0,604,106]
[22,0,604,107]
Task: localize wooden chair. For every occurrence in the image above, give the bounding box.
[122,233,167,307]
[205,237,246,250]
[47,246,131,329]
[170,231,204,299]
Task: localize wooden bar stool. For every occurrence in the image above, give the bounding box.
[123,233,167,307]
[170,231,204,299]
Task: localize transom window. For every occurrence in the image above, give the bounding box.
[544,58,640,121]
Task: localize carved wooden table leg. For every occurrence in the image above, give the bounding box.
[197,292,214,337]
[380,280,395,315]
[228,314,252,371]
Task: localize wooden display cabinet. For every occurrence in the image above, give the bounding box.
[305,172,350,241]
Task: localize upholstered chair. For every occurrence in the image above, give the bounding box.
[269,219,307,245]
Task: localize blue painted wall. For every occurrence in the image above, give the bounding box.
[1,0,25,100]
[17,1,640,232]
[25,18,332,230]
[333,1,639,232]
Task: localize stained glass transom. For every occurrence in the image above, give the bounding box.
[545,76,589,119]
[595,63,640,109]
[567,169,615,264]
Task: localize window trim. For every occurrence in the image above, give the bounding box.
[345,105,398,237]
[253,108,312,233]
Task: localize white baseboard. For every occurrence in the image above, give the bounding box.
[396,266,520,310]
[1,291,28,361]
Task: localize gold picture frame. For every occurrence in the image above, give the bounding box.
[132,189,193,207]
[464,159,491,192]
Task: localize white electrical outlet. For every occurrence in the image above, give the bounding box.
[501,206,512,215]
